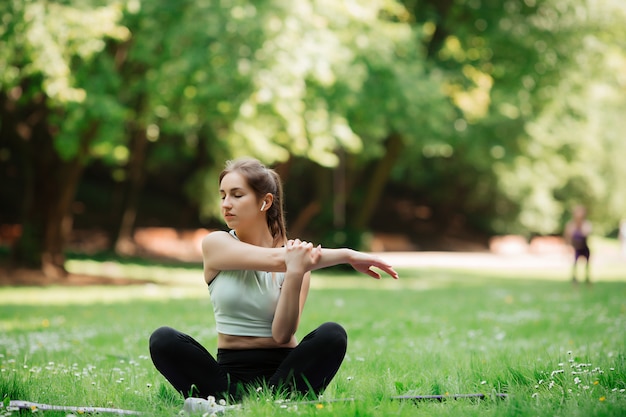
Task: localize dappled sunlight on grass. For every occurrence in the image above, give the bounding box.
[2,251,625,305]
[65,259,202,285]
[0,283,207,306]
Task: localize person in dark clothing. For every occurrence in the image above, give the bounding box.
[564,205,592,284]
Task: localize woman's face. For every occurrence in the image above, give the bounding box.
[219,171,262,229]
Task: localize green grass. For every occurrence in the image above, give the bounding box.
[1,259,625,416]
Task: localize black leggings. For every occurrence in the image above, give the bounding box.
[149,322,347,401]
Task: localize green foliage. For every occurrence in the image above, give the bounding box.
[2,0,626,247]
[0,0,130,161]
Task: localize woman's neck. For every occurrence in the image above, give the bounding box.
[234,226,275,248]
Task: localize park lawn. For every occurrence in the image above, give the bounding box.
[0,264,625,416]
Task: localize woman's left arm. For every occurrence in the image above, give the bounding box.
[271,240,317,344]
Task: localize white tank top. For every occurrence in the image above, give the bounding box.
[207,231,285,337]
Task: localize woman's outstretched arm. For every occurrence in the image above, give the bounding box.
[202,231,399,281]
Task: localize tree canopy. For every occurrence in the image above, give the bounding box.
[1,0,625,276]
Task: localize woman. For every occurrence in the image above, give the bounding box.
[564,205,592,284]
[149,158,398,403]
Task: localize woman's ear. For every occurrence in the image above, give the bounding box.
[261,193,274,211]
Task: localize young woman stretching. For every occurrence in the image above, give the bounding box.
[149,158,398,402]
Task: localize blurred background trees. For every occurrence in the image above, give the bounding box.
[1,0,625,277]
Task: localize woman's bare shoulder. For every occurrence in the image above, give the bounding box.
[202,230,232,245]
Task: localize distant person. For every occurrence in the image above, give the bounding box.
[148,158,398,406]
[564,205,592,284]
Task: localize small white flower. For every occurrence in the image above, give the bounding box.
[610,368,615,371]
[538,379,543,384]
[567,351,572,355]
[531,393,539,398]
[548,381,555,389]
[347,376,354,381]
[582,385,589,390]
[146,383,152,388]
[558,363,564,367]
[481,380,487,385]
[218,399,226,406]
[620,389,625,393]
[612,388,617,392]
[574,377,581,385]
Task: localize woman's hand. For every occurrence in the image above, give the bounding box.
[284,239,322,273]
[348,250,399,279]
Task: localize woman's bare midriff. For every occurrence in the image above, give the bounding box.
[218,333,298,350]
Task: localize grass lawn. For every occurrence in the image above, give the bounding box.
[1,255,625,416]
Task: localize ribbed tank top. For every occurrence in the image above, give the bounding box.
[208,230,285,337]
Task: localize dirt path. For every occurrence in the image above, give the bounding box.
[378,249,626,279]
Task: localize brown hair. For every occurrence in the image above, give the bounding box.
[219,158,287,246]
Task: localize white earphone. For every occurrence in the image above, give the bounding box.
[261,201,266,211]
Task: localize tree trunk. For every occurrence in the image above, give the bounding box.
[3,85,94,279]
[112,126,149,255]
[353,133,405,230]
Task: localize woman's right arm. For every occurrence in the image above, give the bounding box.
[202,231,286,274]
[202,231,398,280]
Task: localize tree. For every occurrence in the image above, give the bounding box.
[0,0,129,276]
